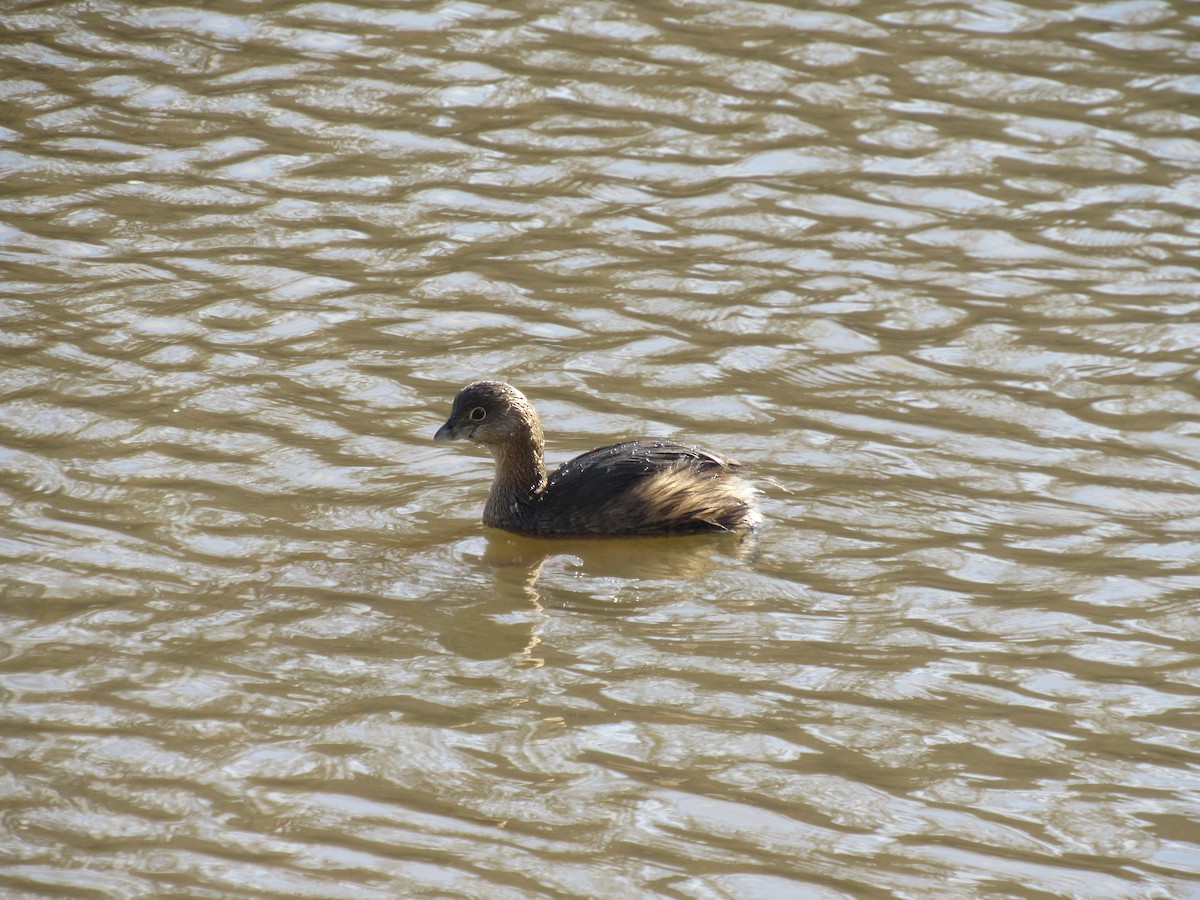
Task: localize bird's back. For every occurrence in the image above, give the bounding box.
[514,440,760,536]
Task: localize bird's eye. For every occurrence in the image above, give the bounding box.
[468,407,486,421]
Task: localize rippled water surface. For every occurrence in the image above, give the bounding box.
[3,0,1200,896]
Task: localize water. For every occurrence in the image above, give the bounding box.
[2,0,1199,897]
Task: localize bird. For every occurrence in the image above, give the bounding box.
[434,381,761,537]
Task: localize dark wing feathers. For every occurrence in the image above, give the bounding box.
[547,439,737,490]
[530,440,748,535]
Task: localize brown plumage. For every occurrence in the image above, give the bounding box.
[434,381,761,537]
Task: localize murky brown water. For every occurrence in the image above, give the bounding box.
[3,0,1200,897]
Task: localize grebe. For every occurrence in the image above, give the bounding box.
[434,381,761,537]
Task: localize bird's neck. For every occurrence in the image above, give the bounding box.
[483,427,547,526]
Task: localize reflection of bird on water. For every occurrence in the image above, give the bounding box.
[434,381,761,538]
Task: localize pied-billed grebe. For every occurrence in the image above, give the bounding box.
[434,381,761,537]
